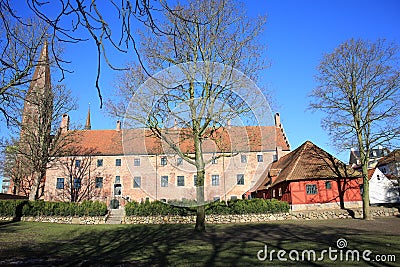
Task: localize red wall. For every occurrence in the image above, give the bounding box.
[259,178,362,205]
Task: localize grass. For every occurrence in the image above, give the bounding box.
[0,217,399,266]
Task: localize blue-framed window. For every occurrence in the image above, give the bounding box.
[161,176,168,187]
[134,158,140,166]
[74,178,81,188]
[97,159,103,167]
[95,177,103,188]
[237,174,244,185]
[56,178,64,189]
[133,177,141,188]
[177,176,185,186]
[306,184,317,194]
[212,175,219,186]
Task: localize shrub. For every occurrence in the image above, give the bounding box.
[125,198,289,216]
[0,200,107,217]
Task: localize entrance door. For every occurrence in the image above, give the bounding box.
[114,184,122,196]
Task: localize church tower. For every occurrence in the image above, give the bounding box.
[15,39,54,200]
[21,39,53,136]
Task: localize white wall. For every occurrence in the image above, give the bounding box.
[369,169,400,204]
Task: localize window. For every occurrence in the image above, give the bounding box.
[306,184,317,195]
[114,184,121,196]
[97,159,103,167]
[95,177,103,188]
[194,175,197,186]
[56,178,64,189]
[115,176,121,183]
[160,157,167,166]
[237,174,244,185]
[74,178,81,188]
[133,177,141,188]
[161,176,168,187]
[116,158,121,166]
[134,158,140,166]
[241,154,247,163]
[177,157,183,166]
[212,157,217,164]
[75,160,81,167]
[213,196,220,201]
[257,154,263,162]
[212,175,219,186]
[278,188,282,196]
[177,176,185,186]
[273,154,278,162]
[272,189,276,198]
[325,181,332,189]
[231,195,237,200]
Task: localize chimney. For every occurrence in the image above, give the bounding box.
[275,113,281,128]
[227,119,231,129]
[116,120,121,131]
[60,114,70,133]
[275,146,283,161]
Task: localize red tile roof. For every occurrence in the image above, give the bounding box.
[255,141,361,191]
[66,126,289,156]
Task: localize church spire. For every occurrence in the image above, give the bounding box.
[21,39,53,132]
[85,103,91,130]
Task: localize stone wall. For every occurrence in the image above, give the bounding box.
[123,206,399,224]
[1,206,398,224]
[0,216,107,224]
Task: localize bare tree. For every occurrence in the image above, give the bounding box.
[0,14,49,124]
[309,38,400,219]
[57,148,103,202]
[0,0,176,108]
[7,82,77,200]
[108,0,269,232]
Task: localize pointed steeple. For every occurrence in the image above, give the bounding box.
[28,38,51,95]
[85,103,91,130]
[21,39,53,133]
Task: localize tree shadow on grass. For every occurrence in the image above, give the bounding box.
[0,218,399,266]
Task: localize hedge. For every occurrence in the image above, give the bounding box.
[0,200,107,217]
[125,198,289,216]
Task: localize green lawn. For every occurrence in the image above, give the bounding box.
[0,217,399,266]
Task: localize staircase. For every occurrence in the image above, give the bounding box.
[106,208,125,224]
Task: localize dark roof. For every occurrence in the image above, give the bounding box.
[377,149,400,166]
[349,147,390,165]
[255,141,361,190]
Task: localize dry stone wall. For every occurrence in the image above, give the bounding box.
[0,206,398,224]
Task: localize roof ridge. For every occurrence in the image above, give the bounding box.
[285,141,310,180]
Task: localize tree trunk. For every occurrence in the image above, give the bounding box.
[361,164,372,220]
[194,169,206,232]
[195,205,206,232]
[355,118,372,220]
[28,172,41,201]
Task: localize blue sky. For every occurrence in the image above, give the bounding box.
[2,0,400,164]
